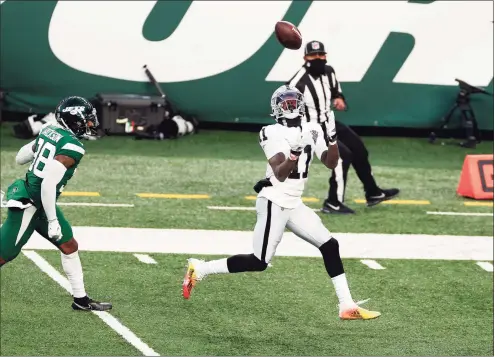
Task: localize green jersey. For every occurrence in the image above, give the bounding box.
[23,124,85,207]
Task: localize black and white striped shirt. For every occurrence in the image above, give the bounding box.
[287,65,344,124]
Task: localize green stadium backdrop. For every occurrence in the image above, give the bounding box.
[0,0,493,129]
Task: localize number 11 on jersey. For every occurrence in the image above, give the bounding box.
[288,145,312,179]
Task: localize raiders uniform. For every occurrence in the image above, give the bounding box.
[182,85,381,320]
[254,121,336,264]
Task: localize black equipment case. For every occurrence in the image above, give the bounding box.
[93,94,166,135]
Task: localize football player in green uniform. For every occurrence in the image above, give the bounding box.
[0,96,112,311]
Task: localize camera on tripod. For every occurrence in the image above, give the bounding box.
[429,78,491,148]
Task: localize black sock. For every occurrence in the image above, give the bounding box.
[74,296,90,305]
[227,254,268,273]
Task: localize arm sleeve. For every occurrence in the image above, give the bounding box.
[259,126,289,160]
[326,66,345,100]
[56,140,85,164]
[41,159,67,221]
[15,139,37,165]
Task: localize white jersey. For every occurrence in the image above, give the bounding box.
[258,121,329,209]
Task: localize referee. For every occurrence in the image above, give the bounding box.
[287,40,399,214]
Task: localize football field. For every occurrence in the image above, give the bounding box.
[1,124,493,356]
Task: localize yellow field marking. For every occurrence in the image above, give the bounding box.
[463,201,493,207]
[245,196,319,203]
[61,191,100,197]
[302,197,320,203]
[354,199,431,205]
[136,193,210,199]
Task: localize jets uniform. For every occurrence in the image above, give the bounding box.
[2,124,85,259]
[0,96,111,312]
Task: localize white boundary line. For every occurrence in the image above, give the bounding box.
[426,211,493,217]
[22,250,160,356]
[22,227,494,261]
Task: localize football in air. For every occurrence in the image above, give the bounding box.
[275,21,302,50]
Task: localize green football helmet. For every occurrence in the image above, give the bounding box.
[55,96,99,138]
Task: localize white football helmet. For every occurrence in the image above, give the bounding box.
[270,85,305,123]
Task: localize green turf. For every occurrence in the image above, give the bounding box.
[0,254,140,356]
[1,251,491,356]
[1,124,493,235]
[0,123,493,356]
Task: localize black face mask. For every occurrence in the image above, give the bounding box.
[307,59,326,77]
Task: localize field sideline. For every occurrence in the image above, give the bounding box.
[22,226,493,261]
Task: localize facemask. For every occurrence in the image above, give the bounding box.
[307,59,326,76]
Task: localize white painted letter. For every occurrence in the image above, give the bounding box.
[266,1,493,86]
[49,1,292,83]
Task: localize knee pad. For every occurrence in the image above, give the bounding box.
[319,237,344,277]
[319,237,339,255]
[248,254,268,272]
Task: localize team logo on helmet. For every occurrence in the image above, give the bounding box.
[55,96,99,138]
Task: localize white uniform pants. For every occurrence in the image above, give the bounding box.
[253,197,332,263]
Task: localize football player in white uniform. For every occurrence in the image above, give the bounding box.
[182,85,380,320]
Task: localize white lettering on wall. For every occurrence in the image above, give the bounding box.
[48,1,493,86]
[266,1,493,86]
[48,1,292,83]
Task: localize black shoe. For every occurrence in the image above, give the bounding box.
[72,296,112,312]
[365,188,400,207]
[321,200,355,214]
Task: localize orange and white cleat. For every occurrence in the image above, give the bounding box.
[339,302,381,320]
[182,258,203,299]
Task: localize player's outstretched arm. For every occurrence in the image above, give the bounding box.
[15,140,37,165]
[41,155,75,239]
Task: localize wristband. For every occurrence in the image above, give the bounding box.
[329,140,337,146]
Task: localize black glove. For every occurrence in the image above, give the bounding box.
[253,178,273,193]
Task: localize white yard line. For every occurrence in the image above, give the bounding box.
[207,205,319,212]
[58,202,135,208]
[207,206,256,211]
[22,227,494,261]
[426,211,493,217]
[22,251,160,356]
[133,254,157,264]
[360,259,386,270]
[476,262,494,272]
[1,202,134,208]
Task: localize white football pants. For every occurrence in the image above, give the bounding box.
[253,197,332,264]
